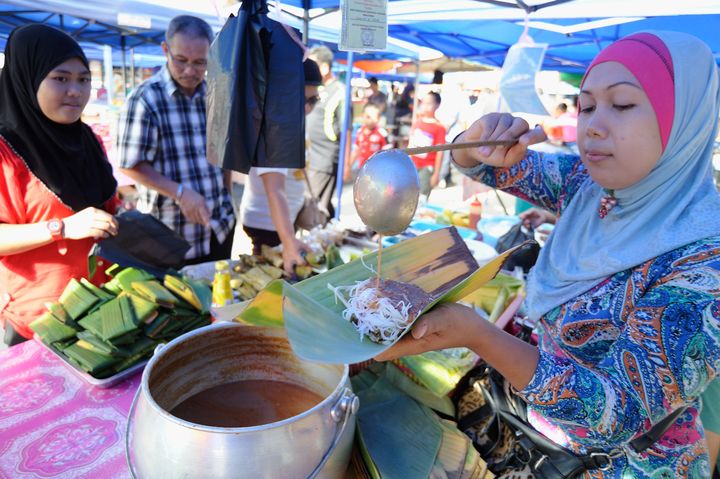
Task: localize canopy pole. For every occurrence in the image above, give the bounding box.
[120,36,127,98]
[335,51,355,219]
[411,59,420,125]
[102,45,113,106]
[302,9,310,44]
[130,48,136,89]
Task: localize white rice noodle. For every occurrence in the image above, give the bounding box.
[328,278,412,344]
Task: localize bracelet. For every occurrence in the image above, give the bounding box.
[175,184,184,203]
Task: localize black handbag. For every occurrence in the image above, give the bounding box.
[294,169,329,231]
[453,322,686,479]
[495,224,540,273]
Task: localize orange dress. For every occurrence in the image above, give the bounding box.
[0,136,112,339]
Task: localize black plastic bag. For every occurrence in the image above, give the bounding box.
[495,223,540,273]
[95,210,190,273]
[206,0,305,173]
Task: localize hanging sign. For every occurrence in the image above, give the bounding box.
[339,0,388,52]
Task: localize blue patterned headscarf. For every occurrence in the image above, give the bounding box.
[525,31,720,321]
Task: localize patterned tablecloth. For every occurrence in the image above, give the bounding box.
[0,340,139,479]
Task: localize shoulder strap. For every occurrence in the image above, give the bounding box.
[299,169,317,200]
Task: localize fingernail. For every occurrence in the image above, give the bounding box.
[412,322,428,339]
[480,147,492,156]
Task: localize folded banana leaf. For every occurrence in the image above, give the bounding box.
[131,280,178,308]
[79,278,115,302]
[59,278,100,319]
[30,312,78,343]
[164,275,211,314]
[63,341,119,374]
[105,267,154,295]
[284,228,521,364]
[396,347,479,398]
[352,370,442,479]
[126,292,159,324]
[78,295,138,341]
[75,330,126,357]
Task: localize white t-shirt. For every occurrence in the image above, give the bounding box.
[240,167,306,231]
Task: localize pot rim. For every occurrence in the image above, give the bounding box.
[137,322,350,433]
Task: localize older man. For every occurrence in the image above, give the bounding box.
[118,15,235,265]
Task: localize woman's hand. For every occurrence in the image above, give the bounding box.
[282,237,311,274]
[178,188,211,226]
[64,207,119,240]
[374,303,484,361]
[519,208,557,229]
[452,113,547,169]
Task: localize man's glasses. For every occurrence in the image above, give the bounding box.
[167,49,208,70]
[305,95,320,106]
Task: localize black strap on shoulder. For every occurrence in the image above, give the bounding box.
[629,406,687,453]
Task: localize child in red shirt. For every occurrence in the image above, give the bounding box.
[344,104,387,181]
[409,92,446,199]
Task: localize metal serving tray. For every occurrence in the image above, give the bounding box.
[33,335,146,388]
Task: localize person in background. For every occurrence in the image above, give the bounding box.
[408,91,447,201]
[0,25,119,346]
[117,15,235,266]
[239,60,322,274]
[344,103,388,182]
[305,45,345,221]
[366,77,387,114]
[377,31,720,476]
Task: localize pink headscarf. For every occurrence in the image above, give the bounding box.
[581,32,675,150]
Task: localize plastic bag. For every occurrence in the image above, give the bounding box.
[206,0,305,173]
[495,223,540,273]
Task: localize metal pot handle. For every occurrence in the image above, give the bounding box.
[307,388,360,479]
[125,384,142,479]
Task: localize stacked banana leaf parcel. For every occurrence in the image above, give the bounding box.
[30,267,212,380]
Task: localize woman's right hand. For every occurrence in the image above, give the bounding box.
[63,207,119,240]
[452,113,547,169]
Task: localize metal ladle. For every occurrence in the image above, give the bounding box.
[353,139,516,235]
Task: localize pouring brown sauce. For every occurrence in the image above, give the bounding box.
[170,379,325,427]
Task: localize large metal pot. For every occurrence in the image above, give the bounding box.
[126,323,358,478]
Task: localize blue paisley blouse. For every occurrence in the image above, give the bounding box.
[457,150,720,478]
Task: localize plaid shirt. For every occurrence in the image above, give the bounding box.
[117,67,235,260]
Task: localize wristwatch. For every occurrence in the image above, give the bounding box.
[47,218,65,241]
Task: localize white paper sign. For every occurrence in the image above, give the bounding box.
[339,0,388,52]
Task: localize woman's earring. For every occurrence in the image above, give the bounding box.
[598,190,617,219]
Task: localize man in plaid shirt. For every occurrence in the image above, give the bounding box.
[118,15,235,265]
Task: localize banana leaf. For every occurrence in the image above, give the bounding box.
[233,279,284,327]
[284,228,521,364]
[352,370,442,479]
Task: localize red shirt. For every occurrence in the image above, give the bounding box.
[408,119,447,169]
[0,137,113,339]
[354,126,387,167]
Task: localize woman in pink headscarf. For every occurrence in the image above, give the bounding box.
[378,31,720,478]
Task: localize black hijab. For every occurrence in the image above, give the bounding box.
[0,24,117,211]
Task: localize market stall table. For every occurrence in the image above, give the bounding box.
[0,340,138,479]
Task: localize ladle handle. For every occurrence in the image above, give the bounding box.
[404,139,517,156]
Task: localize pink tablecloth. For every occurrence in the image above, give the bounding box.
[0,340,139,479]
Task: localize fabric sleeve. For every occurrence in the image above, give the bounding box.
[0,148,26,225]
[517,257,720,449]
[116,92,159,169]
[453,150,586,215]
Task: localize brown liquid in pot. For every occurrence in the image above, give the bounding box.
[170,379,325,427]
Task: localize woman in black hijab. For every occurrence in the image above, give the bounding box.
[0,24,119,346]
